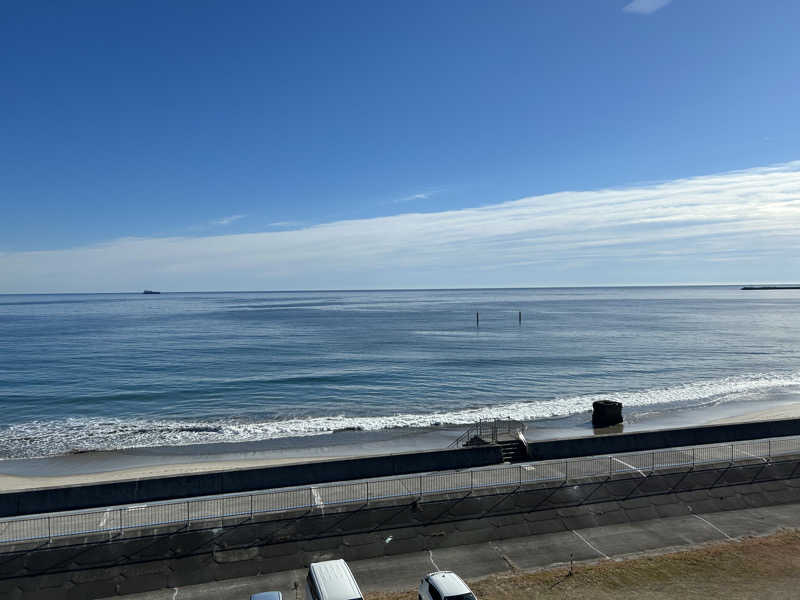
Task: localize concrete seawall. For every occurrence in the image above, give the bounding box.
[5,419,799,520]
[528,417,800,460]
[0,446,503,518]
[1,454,799,599]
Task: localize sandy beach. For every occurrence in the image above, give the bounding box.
[1,400,799,493]
[0,425,454,492]
[0,455,347,492]
[707,402,800,424]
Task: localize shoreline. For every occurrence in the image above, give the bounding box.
[1,399,800,493]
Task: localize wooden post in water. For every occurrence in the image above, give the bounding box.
[476,312,479,328]
[518,311,522,324]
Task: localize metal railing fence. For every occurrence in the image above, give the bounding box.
[1,435,798,545]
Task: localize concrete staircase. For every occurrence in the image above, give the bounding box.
[454,419,529,463]
[497,435,528,463]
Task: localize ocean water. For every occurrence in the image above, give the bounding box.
[1,286,800,459]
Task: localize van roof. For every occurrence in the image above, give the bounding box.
[427,571,471,597]
[309,559,363,600]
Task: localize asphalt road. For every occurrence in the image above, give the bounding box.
[99,501,800,600]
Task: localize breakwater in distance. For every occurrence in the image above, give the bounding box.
[741,285,800,290]
[3,286,800,459]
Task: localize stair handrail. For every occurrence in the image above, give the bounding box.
[516,430,529,455]
[449,418,525,448]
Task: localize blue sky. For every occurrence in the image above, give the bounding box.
[2,0,800,292]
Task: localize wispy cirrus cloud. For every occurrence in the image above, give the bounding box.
[393,192,431,204]
[623,0,672,15]
[211,214,246,226]
[3,161,800,292]
[268,221,305,228]
[389,189,446,205]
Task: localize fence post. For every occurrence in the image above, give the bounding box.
[692,447,695,467]
[651,451,655,473]
[518,465,522,486]
[186,501,190,524]
[730,443,734,465]
[48,516,51,541]
[366,481,370,503]
[608,455,612,476]
[470,469,474,490]
[769,439,772,460]
[250,494,253,517]
[565,460,569,481]
[119,508,123,534]
[419,475,424,499]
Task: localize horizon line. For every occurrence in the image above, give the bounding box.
[0,282,784,296]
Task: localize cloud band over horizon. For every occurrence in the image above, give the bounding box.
[3,161,800,293]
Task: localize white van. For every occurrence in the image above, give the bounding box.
[305,559,364,600]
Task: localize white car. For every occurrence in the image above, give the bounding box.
[306,559,364,600]
[418,571,477,600]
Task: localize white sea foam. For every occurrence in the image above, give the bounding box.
[2,371,800,458]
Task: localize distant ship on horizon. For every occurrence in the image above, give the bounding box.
[142,290,161,294]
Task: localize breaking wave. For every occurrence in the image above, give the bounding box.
[2,371,799,458]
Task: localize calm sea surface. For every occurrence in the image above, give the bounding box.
[1,287,800,458]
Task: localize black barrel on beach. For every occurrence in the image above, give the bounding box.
[592,400,623,427]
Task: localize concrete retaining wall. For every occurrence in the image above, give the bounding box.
[527,417,800,460]
[1,455,799,599]
[0,446,503,518]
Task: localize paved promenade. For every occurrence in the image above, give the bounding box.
[0,435,796,545]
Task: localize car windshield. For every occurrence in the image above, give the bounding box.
[445,594,476,600]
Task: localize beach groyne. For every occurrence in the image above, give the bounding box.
[1,452,799,599]
[527,417,800,461]
[0,445,503,518]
